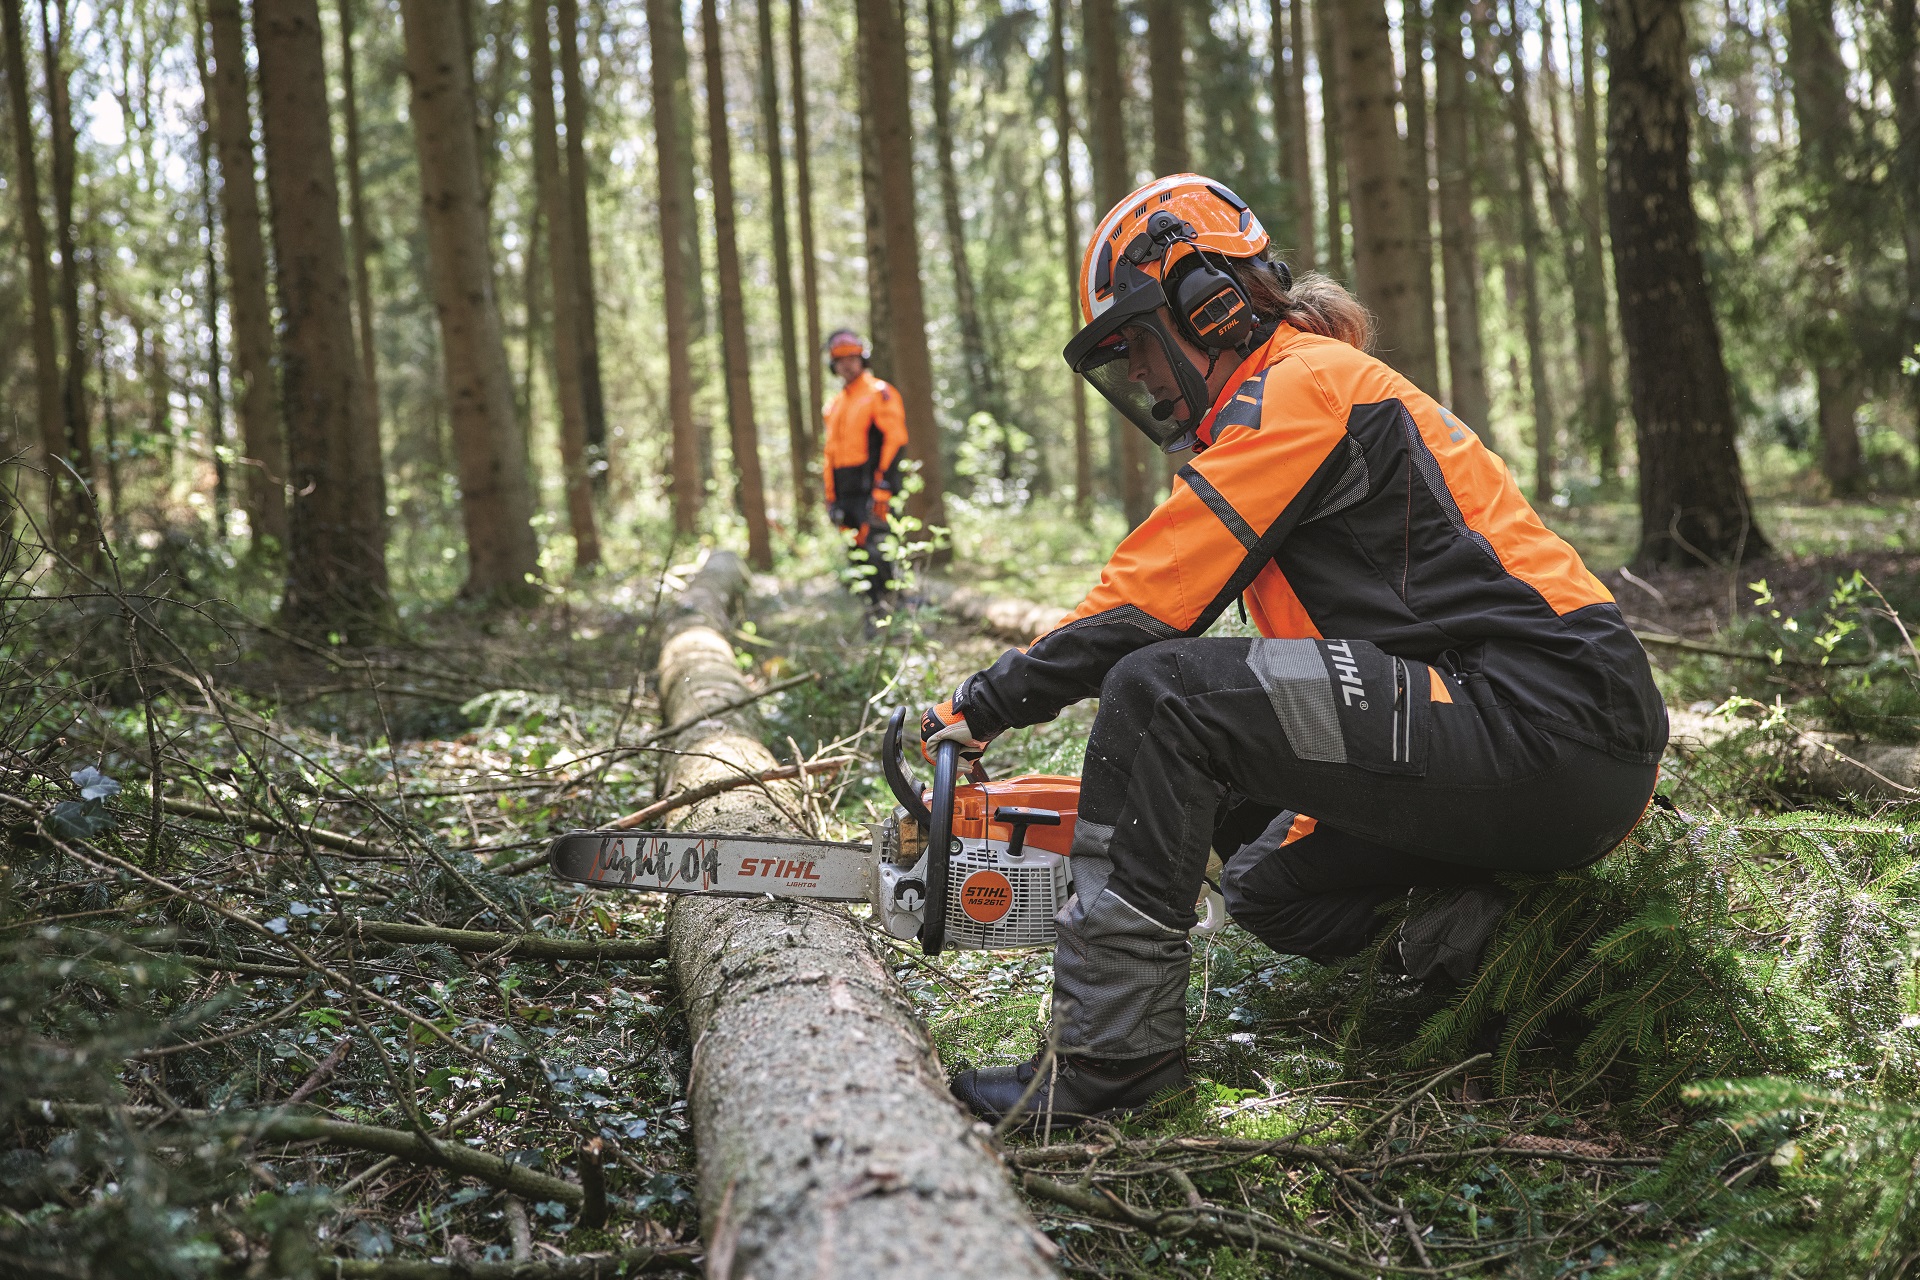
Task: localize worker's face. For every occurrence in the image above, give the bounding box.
[1122,311,1226,423]
[832,354,864,384]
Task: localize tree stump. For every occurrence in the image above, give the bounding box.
[658,552,1056,1280]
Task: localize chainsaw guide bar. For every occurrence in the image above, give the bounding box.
[548,831,872,902]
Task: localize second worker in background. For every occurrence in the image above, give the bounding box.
[821,330,909,610]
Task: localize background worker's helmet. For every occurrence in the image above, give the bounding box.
[1064,174,1283,453]
[825,329,870,370]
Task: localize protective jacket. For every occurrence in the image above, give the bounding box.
[822,370,908,528]
[954,325,1667,766]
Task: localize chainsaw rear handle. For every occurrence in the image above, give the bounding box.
[880,708,959,956]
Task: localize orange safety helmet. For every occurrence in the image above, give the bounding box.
[1064,174,1287,452]
[825,328,870,370]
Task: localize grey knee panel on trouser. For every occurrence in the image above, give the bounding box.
[1051,838,1192,1058]
[1397,885,1513,981]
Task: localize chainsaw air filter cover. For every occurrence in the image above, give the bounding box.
[942,840,1073,951]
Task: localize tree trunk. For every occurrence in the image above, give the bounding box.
[1603,0,1768,567]
[1784,0,1863,496]
[555,0,607,482]
[1332,0,1438,389]
[1400,0,1440,399]
[854,12,892,380]
[657,553,1056,1280]
[40,0,94,559]
[255,0,390,632]
[1432,0,1492,445]
[2,0,69,549]
[788,0,823,466]
[1084,0,1151,527]
[1499,1,1555,499]
[700,0,774,571]
[858,0,950,538]
[1892,0,1920,409]
[194,13,231,533]
[88,252,120,540]
[757,0,809,522]
[337,0,386,533]
[206,0,289,546]
[929,0,995,424]
[530,0,601,569]
[1316,0,1346,280]
[1576,0,1617,480]
[1270,0,1316,270]
[648,0,701,537]
[1147,0,1187,174]
[400,0,542,602]
[1050,0,1093,518]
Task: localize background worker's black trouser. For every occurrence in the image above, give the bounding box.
[1051,637,1658,1059]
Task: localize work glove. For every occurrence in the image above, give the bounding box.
[919,695,993,765]
[869,488,892,527]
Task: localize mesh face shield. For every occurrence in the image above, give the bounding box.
[1062,264,1217,455]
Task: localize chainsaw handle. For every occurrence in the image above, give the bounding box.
[921,738,959,956]
[882,708,933,828]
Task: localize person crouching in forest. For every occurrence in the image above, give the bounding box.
[821,330,908,610]
[918,174,1668,1126]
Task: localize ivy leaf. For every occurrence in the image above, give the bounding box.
[70,766,121,802]
[46,799,115,841]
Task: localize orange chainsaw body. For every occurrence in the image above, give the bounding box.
[948,774,1081,856]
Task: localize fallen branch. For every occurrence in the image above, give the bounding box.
[320,1249,702,1278]
[314,918,667,965]
[1631,631,1868,668]
[156,794,396,860]
[31,1102,583,1205]
[1020,1173,1386,1280]
[606,756,853,830]
[635,669,819,750]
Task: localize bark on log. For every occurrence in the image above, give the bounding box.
[658,552,1056,1279]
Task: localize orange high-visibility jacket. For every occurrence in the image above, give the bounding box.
[821,370,909,505]
[954,325,1667,765]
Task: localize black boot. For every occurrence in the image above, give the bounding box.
[950,1046,1188,1128]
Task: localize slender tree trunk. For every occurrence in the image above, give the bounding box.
[757,0,809,521]
[1050,0,1093,518]
[1332,0,1438,389]
[1400,0,1440,399]
[1499,0,1555,498]
[648,0,701,536]
[90,252,120,541]
[1317,0,1347,280]
[929,0,994,424]
[3,0,69,548]
[1270,0,1316,269]
[555,0,607,482]
[857,0,949,538]
[1785,0,1863,496]
[206,0,289,546]
[41,0,94,547]
[1432,0,1492,446]
[1892,0,1920,411]
[193,11,231,533]
[400,0,542,601]
[1147,0,1187,174]
[1576,0,1617,479]
[788,0,823,464]
[338,0,387,528]
[700,0,773,570]
[854,7,892,380]
[530,0,601,568]
[1604,0,1768,566]
[1084,0,1151,526]
[256,0,389,631]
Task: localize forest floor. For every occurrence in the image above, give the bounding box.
[6,494,1920,1276]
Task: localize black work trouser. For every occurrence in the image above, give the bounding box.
[1051,637,1657,1058]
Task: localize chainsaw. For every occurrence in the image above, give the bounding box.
[547,708,1224,956]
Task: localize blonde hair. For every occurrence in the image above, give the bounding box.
[1237,257,1375,352]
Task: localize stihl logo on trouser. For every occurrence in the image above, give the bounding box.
[1323,639,1367,708]
[1245,637,1424,773]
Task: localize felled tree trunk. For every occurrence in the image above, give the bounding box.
[659,553,1056,1280]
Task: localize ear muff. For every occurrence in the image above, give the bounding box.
[1171,256,1257,351]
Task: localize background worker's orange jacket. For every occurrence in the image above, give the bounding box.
[952,324,1667,766]
[821,370,908,530]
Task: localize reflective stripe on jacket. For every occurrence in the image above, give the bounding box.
[821,370,908,502]
[955,324,1667,765]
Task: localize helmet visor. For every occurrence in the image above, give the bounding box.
[1065,278,1208,453]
